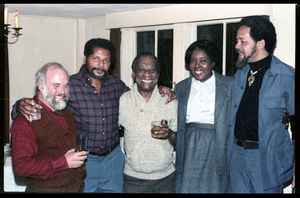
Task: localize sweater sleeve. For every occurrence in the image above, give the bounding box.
[11,116,69,179]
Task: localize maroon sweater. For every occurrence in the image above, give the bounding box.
[15,107,86,192]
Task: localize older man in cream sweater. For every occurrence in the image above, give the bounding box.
[119,52,177,193]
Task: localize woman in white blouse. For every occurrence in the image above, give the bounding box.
[174,40,235,193]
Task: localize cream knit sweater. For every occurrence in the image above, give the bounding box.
[119,84,178,180]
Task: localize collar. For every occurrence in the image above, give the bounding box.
[248,54,271,71]
[133,83,159,104]
[241,54,294,78]
[191,71,215,92]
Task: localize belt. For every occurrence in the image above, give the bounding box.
[235,138,259,149]
[89,142,119,156]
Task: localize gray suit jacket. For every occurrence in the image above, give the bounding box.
[174,71,234,189]
[227,55,295,190]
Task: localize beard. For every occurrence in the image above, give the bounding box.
[42,86,70,111]
[86,64,108,80]
[235,46,257,70]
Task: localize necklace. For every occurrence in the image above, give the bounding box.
[247,65,267,86]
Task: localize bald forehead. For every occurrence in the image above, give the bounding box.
[47,66,67,76]
[45,66,69,83]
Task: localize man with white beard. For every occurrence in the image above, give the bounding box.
[11,62,87,192]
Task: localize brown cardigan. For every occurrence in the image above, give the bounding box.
[24,107,86,192]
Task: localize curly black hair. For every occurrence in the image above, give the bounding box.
[84,38,116,65]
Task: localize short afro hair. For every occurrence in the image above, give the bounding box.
[131,52,161,74]
[239,15,277,54]
[84,38,116,64]
[185,39,220,72]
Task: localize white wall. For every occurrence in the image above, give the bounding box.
[8,15,77,125]
[85,16,110,41]
[106,4,273,29]
[271,4,296,67]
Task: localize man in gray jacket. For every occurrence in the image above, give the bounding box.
[119,52,177,193]
[227,16,294,193]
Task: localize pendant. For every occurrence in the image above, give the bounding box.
[248,75,255,86]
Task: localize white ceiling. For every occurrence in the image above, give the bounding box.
[6,4,176,19]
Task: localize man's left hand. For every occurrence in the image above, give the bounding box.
[152,124,171,139]
[281,110,290,130]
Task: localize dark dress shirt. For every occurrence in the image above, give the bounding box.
[68,64,130,152]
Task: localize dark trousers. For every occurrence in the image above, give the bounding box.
[123,172,175,193]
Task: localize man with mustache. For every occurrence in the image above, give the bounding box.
[11,62,87,192]
[227,16,295,193]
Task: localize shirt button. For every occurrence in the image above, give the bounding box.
[101,146,103,149]
[64,132,68,136]
[85,84,87,86]
[241,86,244,89]
[234,105,237,108]
[102,118,105,120]
[140,109,143,112]
[95,91,97,93]
[101,104,104,106]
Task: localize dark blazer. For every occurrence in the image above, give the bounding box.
[174,71,234,191]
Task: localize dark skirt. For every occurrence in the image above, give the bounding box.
[177,122,229,193]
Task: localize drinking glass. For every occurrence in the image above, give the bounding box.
[75,134,88,152]
[29,100,41,121]
[151,120,168,138]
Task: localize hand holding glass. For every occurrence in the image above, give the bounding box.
[151,120,169,139]
[29,99,41,121]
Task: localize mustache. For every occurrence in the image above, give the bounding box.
[55,94,68,98]
[91,67,107,73]
[236,49,244,54]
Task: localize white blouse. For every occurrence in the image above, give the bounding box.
[186,72,216,124]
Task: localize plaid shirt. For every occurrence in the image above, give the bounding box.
[69,64,129,152]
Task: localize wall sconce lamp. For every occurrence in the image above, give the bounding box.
[4,5,22,44]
